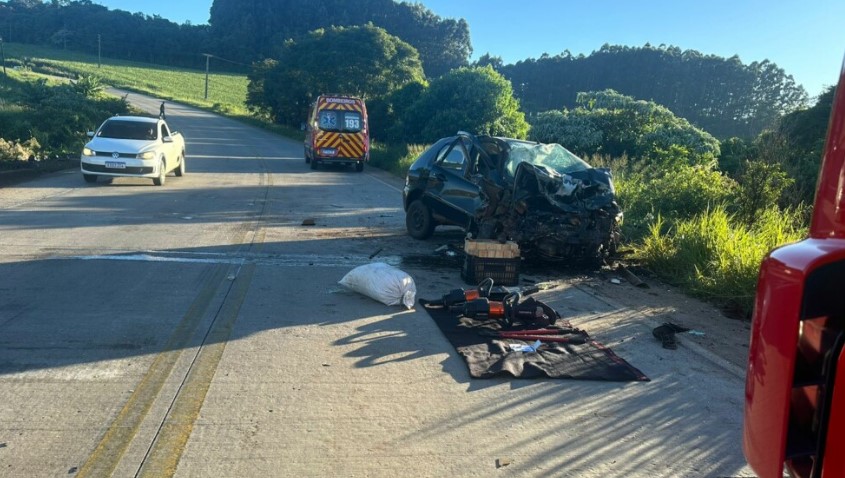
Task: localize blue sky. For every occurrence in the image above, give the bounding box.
[93,0,843,98]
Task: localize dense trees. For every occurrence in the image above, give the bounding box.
[0,1,212,69]
[208,0,470,77]
[528,89,720,166]
[0,0,470,76]
[246,25,425,127]
[498,44,808,139]
[399,66,529,142]
[246,28,527,143]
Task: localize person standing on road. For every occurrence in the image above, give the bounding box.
[159,101,166,120]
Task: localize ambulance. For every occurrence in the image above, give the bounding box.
[304,95,369,172]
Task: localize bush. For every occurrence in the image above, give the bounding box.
[402,66,529,142]
[637,205,806,315]
[616,161,737,240]
[369,142,428,176]
[0,138,40,162]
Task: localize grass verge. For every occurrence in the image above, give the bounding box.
[636,205,806,316]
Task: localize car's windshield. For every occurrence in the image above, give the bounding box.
[97,120,157,140]
[318,110,363,133]
[504,141,591,178]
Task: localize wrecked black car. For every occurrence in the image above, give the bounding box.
[402,132,622,261]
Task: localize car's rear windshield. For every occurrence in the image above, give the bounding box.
[97,120,157,140]
[504,141,591,178]
[318,110,363,133]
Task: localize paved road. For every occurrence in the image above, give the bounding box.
[0,95,755,477]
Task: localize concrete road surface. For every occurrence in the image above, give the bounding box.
[0,93,755,477]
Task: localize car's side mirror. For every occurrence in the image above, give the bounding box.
[162,136,173,143]
[87,131,95,137]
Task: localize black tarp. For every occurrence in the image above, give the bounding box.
[420,299,648,381]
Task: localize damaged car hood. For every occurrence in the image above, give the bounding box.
[475,140,621,260]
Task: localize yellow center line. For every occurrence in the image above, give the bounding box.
[75,264,229,478]
[77,165,272,477]
[137,263,257,478]
[136,163,270,477]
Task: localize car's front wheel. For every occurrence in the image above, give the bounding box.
[406,199,435,239]
[83,173,97,184]
[153,158,166,186]
[175,153,185,177]
[355,161,364,172]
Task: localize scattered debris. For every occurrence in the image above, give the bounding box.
[322,363,330,367]
[0,442,6,448]
[301,218,316,226]
[496,458,512,468]
[68,467,78,474]
[368,248,383,259]
[227,274,236,281]
[688,330,706,336]
[330,204,344,208]
[652,322,691,350]
[617,263,649,288]
[610,278,622,285]
[435,245,449,252]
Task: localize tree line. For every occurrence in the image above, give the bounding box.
[488,44,808,139]
[0,0,813,140]
[0,0,470,77]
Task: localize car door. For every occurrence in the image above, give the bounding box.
[159,122,178,170]
[424,138,483,227]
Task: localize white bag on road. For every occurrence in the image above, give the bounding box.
[339,262,417,309]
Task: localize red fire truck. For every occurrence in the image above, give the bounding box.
[743,57,845,477]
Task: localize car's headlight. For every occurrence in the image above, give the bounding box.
[137,151,156,160]
[82,147,95,157]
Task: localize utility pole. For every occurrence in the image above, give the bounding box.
[97,34,101,68]
[202,53,211,99]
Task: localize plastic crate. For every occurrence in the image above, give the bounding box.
[461,254,520,286]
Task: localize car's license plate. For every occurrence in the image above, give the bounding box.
[105,161,126,169]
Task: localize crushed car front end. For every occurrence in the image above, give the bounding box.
[474,139,622,261]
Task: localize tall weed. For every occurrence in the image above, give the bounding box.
[369,142,427,176]
[636,205,806,315]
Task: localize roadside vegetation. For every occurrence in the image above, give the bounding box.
[0,0,833,318]
[0,65,128,171]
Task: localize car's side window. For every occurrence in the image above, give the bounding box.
[160,124,170,139]
[436,142,468,173]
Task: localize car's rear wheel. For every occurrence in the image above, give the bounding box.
[153,158,166,186]
[175,153,185,177]
[310,159,318,170]
[304,147,310,163]
[355,161,364,172]
[406,199,435,239]
[83,173,97,183]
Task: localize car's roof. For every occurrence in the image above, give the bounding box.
[105,116,159,123]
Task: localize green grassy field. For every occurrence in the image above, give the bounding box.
[5,43,250,116]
